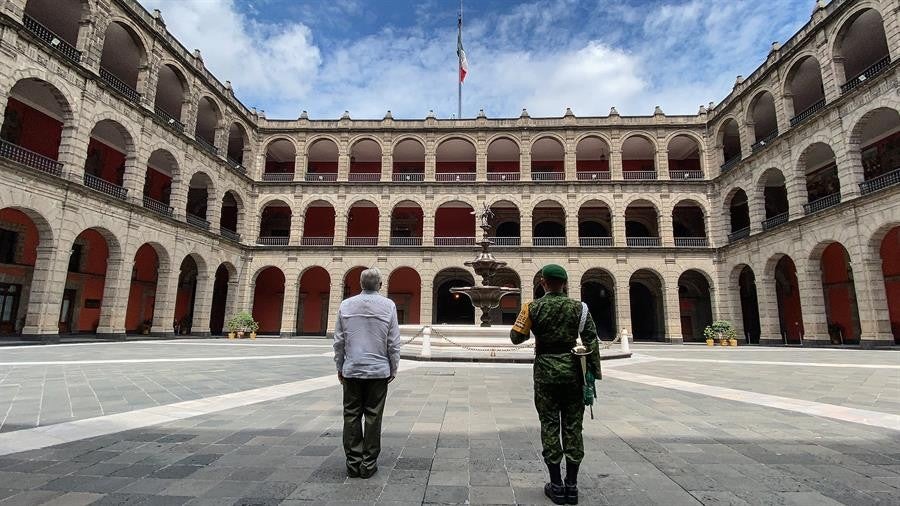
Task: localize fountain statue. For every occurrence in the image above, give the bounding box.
[450,204,521,327]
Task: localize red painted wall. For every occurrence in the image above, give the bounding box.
[347,207,378,237]
[576,160,610,172]
[349,162,381,174]
[393,161,424,173]
[487,161,520,173]
[304,207,335,237]
[125,244,158,332]
[821,243,859,342]
[531,160,563,172]
[344,267,365,298]
[0,209,38,307]
[881,227,900,341]
[300,267,330,334]
[67,229,109,333]
[265,160,295,174]
[253,267,285,334]
[436,161,475,173]
[3,98,62,160]
[623,159,656,171]
[391,207,423,236]
[85,138,125,185]
[144,167,172,203]
[668,158,701,171]
[174,280,193,328]
[388,268,421,324]
[435,207,475,237]
[308,161,338,174]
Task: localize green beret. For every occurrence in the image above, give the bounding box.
[541,264,568,281]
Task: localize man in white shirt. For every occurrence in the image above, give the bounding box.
[333,267,401,479]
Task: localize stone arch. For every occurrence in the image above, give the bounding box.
[7,70,78,123]
[388,266,422,324]
[678,268,714,342]
[99,17,149,91]
[628,268,666,341]
[581,267,616,338]
[830,5,890,87]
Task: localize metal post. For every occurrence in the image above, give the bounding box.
[421,325,432,358]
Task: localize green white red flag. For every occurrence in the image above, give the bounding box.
[457,14,468,83]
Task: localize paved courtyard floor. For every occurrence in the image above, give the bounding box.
[0,339,897,505]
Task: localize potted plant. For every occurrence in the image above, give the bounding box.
[227,312,258,339]
[704,320,737,347]
[141,319,152,335]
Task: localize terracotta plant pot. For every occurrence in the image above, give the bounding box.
[728,338,738,347]
[718,339,728,346]
[237,331,245,339]
[250,332,257,340]
[705,339,714,346]
[228,332,235,339]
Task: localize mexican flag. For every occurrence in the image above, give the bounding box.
[457,15,468,83]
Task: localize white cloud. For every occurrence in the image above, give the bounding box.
[139,0,810,119]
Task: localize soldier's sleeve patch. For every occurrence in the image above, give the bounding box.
[511,302,532,335]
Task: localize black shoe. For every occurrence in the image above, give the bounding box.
[346,465,360,478]
[359,465,378,479]
[544,482,567,505]
[565,482,579,504]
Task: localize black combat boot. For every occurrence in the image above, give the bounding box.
[544,462,566,505]
[564,461,579,504]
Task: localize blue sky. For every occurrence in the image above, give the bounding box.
[139,0,814,120]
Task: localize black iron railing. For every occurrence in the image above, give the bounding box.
[841,56,891,95]
[154,107,184,133]
[623,171,657,180]
[803,193,841,215]
[262,172,293,182]
[392,173,424,182]
[751,130,778,153]
[761,212,789,231]
[257,236,289,246]
[186,214,210,230]
[220,229,241,242]
[23,15,81,63]
[674,237,709,247]
[142,196,174,217]
[728,227,750,243]
[84,173,127,200]
[0,140,63,176]
[789,98,826,127]
[626,237,661,247]
[195,136,218,156]
[579,237,613,247]
[226,158,246,174]
[859,168,900,195]
[720,156,741,173]
[99,67,140,103]
[669,170,703,180]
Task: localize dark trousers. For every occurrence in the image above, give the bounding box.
[342,377,389,472]
[534,381,585,464]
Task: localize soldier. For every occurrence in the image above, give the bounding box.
[510,264,601,505]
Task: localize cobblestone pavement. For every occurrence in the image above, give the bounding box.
[0,340,897,505]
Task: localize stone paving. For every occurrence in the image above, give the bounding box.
[0,340,897,505]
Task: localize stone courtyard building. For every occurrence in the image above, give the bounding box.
[0,0,897,346]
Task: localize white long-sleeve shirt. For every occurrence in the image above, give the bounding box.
[333,290,401,379]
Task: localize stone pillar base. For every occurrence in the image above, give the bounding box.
[859,339,895,349]
[759,338,784,346]
[800,339,831,347]
[664,337,683,344]
[19,334,60,344]
[192,331,212,337]
[280,332,296,338]
[97,333,127,341]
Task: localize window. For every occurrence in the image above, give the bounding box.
[68,244,83,273]
[0,229,18,264]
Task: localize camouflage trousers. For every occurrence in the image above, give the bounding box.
[534,381,585,464]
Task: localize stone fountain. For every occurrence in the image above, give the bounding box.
[449,204,521,327]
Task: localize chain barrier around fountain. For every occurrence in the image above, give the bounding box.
[398,205,633,363]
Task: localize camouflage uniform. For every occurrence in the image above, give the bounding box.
[510,292,601,465]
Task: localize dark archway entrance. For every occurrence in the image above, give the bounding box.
[677,270,713,342]
[581,269,615,339]
[209,264,230,335]
[297,267,330,335]
[774,255,804,344]
[738,266,761,344]
[820,242,861,345]
[629,270,664,341]
[433,268,475,324]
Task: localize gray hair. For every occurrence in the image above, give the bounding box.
[360,267,382,291]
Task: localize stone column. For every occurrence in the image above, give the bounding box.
[564,144,576,181]
[756,268,782,345]
[191,272,214,336]
[476,152,487,182]
[290,207,303,247]
[565,209,578,247]
[280,276,299,336]
[834,136,862,201]
[96,257,128,339]
[520,151,532,181]
[294,152,307,182]
[122,154,144,205]
[153,265,177,336]
[796,255,828,345]
[208,192,222,234]
[419,270,434,324]
[422,209,434,247]
[609,142,623,181]
[425,153,436,182]
[334,211,348,247]
[20,245,69,340]
[170,171,188,220]
[663,273,683,344]
[851,239,893,347]
[612,210,626,247]
[655,144,669,180]
[326,270,346,334]
[659,202,674,246]
[381,153,392,182]
[520,209,533,246]
[614,275,632,339]
[337,151,350,181]
[378,206,391,246]
[748,190,765,235]
[224,279,240,324]
[58,123,88,183]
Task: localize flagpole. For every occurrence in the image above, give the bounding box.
[458,0,462,119]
